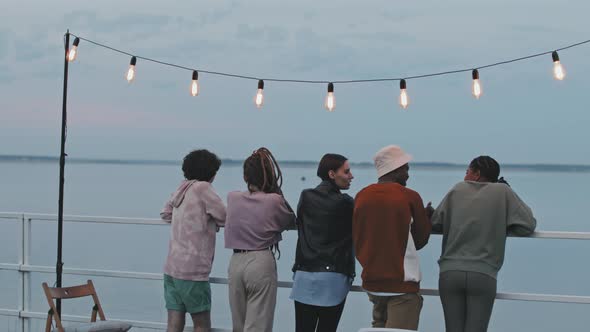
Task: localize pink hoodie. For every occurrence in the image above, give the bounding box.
[161,180,226,281]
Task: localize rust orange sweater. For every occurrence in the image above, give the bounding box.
[353,183,431,293]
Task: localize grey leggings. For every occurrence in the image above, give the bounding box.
[439,271,497,332]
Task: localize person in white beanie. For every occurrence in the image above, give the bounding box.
[352,145,432,330]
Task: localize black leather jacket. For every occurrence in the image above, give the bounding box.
[292,181,355,277]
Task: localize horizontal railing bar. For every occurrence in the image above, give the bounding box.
[23,213,167,226]
[14,264,590,305]
[495,292,590,303]
[21,265,163,280]
[0,212,23,221]
[0,309,20,317]
[508,231,590,240]
[9,212,590,240]
[0,263,20,271]
[18,310,231,331]
[528,231,590,240]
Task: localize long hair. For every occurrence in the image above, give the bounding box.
[243,147,285,258]
[243,147,283,194]
[469,155,510,186]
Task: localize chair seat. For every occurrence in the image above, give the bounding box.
[51,320,132,332]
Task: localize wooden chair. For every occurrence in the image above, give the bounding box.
[42,280,130,332]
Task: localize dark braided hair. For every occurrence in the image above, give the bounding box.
[243,148,286,258]
[469,155,510,186]
[243,147,283,194]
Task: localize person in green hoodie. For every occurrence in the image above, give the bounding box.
[430,156,537,332]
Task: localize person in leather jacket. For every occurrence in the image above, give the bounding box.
[290,153,355,332]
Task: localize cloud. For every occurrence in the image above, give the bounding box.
[266,26,289,44]
[63,2,240,38]
[13,39,47,62]
[64,11,173,33]
[235,24,290,46]
[0,65,15,84]
[235,24,265,41]
[2,0,590,163]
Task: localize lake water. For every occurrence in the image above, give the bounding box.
[0,161,589,331]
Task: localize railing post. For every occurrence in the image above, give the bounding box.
[21,216,31,332]
[17,214,25,332]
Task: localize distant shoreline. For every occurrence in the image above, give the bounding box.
[2,155,590,173]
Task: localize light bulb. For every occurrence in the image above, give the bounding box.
[126,56,137,83]
[552,51,565,80]
[399,79,409,109]
[254,80,264,108]
[190,71,199,96]
[324,83,335,112]
[553,61,565,80]
[67,37,80,62]
[67,47,77,62]
[472,69,482,99]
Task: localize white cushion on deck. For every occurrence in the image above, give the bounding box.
[358,328,417,332]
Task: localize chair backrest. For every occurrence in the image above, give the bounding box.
[42,280,107,332]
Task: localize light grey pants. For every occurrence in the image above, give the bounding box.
[439,271,497,332]
[228,250,277,332]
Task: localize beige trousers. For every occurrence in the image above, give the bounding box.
[228,250,277,332]
[368,293,424,331]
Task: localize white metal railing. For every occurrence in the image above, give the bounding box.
[1,212,590,332]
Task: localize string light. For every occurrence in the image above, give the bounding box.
[191,71,199,96]
[67,37,80,62]
[66,33,590,109]
[126,56,137,83]
[324,83,335,112]
[254,80,264,108]
[399,79,409,109]
[472,69,482,99]
[552,51,566,80]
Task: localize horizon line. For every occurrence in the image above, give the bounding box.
[1,154,590,172]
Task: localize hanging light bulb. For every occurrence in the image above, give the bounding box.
[190,71,200,96]
[552,51,565,81]
[399,79,409,109]
[324,83,335,112]
[126,56,137,83]
[67,37,80,62]
[254,80,264,108]
[472,69,482,99]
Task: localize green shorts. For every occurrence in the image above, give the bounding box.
[164,274,211,314]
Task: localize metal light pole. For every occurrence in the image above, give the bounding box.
[56,29,70,316]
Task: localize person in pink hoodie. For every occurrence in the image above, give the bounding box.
[160,149,227,332]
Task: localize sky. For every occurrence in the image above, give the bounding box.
[0,0,589,164]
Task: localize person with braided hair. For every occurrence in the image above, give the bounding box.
[224,147,296,332]
[431,155,537,332]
